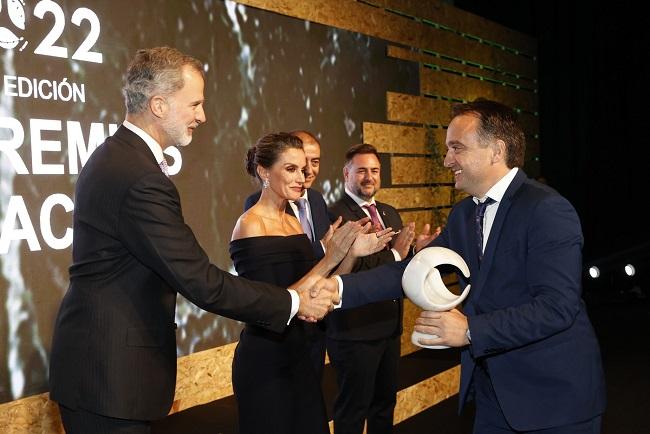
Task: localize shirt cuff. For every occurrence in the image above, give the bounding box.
[320,240,326,253]
[287,289,300,324]
[333,275,343,309]
[391,248,401,261]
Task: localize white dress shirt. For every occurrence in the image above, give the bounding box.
[473,168,519,253]
[123,120,166,166]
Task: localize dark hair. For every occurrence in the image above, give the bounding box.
[451,99,526,168]
[123,46,204,114]
[344,143,379,166]
[245,132,304,181]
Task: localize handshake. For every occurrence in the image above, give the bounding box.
[289,216,406,322]
[288,216,395,323]
[287,216,439,322]
[293,275,341,322]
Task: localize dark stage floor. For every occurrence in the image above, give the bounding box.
[152,287,650,434]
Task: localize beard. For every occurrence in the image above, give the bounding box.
[353,183,376,201]
[161,114,192,147]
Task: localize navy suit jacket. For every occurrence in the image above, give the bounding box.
[339,170,606,430]
[244,188,332,259]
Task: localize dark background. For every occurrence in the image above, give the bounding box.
[453,0,650,266]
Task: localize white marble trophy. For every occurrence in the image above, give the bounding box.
[402,247,471,349]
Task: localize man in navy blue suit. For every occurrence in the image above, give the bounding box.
[244,130,332,380]
[315,100,606,433]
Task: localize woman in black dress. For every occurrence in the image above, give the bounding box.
[230,132,392,434]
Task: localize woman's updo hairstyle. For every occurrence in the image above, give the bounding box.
[245,132,304,182]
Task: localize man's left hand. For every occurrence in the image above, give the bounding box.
[414,308,469,347]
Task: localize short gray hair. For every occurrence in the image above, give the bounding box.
[122,47,204,114]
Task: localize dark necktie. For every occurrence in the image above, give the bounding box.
[475,197,495,264]
[363,203,383,232]
[296,198,314,242]
[159,159,169,177]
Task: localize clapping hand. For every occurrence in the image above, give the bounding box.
[321,216,343,247]
[323,217,370,264]
[349,226,395,257]
[391,222,416,259]
[414,223,441,253]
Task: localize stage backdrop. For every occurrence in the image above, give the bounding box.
[0,0,419,403]
[1,1,539,431]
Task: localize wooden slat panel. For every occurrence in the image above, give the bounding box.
[386,91,538,136]
[399,208,450,231]
[391,156,452,184]
[393,365,460,424]
[3,309,462,434]
[364,122,447,156]
[420,67,538,114]
[375,186,453,209]
[388,45,534,89]
[453,189,470,204]
[387,92,453,125]
[171,342,237,413]
[401,299,423,354]
[328,365,461,431]
[365,123,424,154]
[372,0,537,56]
[0,393,63,434]
[235,0,536,78]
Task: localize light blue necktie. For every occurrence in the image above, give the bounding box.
[296,198,313,242]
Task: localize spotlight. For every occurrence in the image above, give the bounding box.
[624,264,636,277]
[588,266,600,279]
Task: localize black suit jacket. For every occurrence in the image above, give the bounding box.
[49,126,292,421]
[244,188,332,259]
[326,193,404,341]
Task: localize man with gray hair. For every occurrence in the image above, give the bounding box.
[48,47,338,433]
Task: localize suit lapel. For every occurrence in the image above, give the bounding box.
[115,125,158,166]
[469,170,526,303]
[465,208,480,275]
[376,202,399,230]
[115,124,168,177]
[307,189,324,232]
[342,193,369,221]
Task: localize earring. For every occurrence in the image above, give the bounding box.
[263,178,270,189]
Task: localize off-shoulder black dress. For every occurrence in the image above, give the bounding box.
[229,234,329,434]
